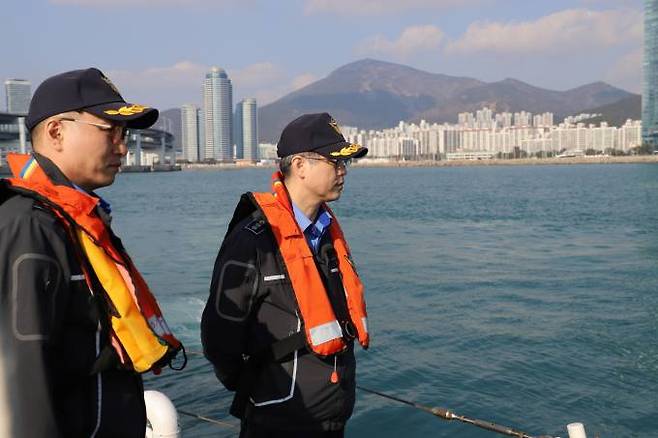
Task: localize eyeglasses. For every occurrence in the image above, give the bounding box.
[58,117,129,144]
[304,156,351,170]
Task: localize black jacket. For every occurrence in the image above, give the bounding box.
[0,155,145,438]
[201,193,357,432]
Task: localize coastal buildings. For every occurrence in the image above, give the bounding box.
[203,67,233,161]
[342,108,642,160]
[4,79,31,114]
[643,0,658,148]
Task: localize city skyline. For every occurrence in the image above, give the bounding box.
[1,0,644,111]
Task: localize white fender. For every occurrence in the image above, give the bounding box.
[567,422,587,438]
[144,390,180,438]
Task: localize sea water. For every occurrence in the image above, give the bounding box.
[101,164,658,437]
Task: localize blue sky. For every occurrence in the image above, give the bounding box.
[1,0,644,111]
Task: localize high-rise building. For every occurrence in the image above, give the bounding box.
[203,67,233,161]
[643,0,658,148]
[233,103,243,159]
[4,79,31,114]
[514,111,532,127]
[238,98,258,162]
[181,104,203,162]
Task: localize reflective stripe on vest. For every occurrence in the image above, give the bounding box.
[251,172,369,357]
[5,153,182,373]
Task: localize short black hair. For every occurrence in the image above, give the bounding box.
[278,152,322,177]
[278,155,294,177]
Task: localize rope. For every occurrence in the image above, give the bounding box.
[357,385,555,438]
[178,409,237,429]
[181,350,557,438]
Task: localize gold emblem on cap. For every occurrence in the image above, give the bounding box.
[100,74,121,95]
[330,144,360,157]
[329,118,342,135]
[104,104,149,116]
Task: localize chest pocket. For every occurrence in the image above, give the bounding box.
[11,254,62,341]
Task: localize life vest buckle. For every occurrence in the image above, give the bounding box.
[341,320,357,340]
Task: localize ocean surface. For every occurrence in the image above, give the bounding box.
[100,164,658,438]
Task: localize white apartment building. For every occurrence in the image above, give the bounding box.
[344,108,642,160]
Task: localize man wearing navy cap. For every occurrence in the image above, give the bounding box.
[0,68,182,437]
[202,113,370,437]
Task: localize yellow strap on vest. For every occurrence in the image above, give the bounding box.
[77,230,168,372]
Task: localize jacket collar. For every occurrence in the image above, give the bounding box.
[33,153,75,188]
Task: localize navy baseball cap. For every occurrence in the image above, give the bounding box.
[26,68,158,131]
[277,113,368,159]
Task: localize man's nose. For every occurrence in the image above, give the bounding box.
[115,139,128,156]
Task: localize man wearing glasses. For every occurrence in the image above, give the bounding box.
[202,113,370,437]
[0,68,183,437]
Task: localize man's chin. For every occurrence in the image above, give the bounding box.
[325,191,342,202]
[92,174,117,190]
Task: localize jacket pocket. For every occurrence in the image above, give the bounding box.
[249,352,298,406]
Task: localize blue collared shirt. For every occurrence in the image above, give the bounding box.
[292,202,332,254]
[72,183,112,216]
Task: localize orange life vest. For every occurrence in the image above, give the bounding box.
[5,153,183,373]
[252,172,369,357]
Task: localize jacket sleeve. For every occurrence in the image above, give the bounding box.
[0,205,72,436]
[201,228,260,391]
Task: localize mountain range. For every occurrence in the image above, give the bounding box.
[160,58,640,148]
[257,59,637,142]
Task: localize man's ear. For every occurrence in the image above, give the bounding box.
[291,155,306,179]
[43,118,65,152]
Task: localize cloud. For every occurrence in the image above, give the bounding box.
[107,61,207,94]
[291,74,318,91]
[446,8,642,55]
[304,0,482,15]
[605,47,643,93]
[356,25,444,59]
[105,61,316,108]
[231,62,286,89]
[580,0,641,6]
[243,72,318,105]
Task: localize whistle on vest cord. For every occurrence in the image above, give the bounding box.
[330,356,339,384]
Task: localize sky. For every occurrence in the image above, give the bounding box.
[1,0,645,111]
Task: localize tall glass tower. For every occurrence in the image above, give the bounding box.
[241,98,258,162]
[181,104,200,162]
[643,0,658,148]
[234,103,243,159]
[203,67,233,161]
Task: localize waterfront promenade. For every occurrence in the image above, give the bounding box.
[2,155,657,177]
[180,155,658,171]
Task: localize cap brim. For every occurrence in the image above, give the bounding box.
[84,102,159,129]
[313,141,368,159]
